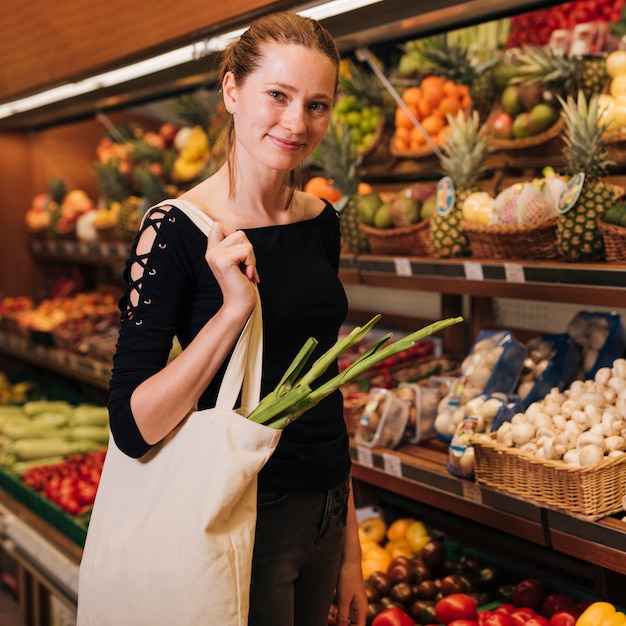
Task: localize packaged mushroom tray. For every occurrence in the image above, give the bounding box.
[471,358,626,519]
[433,330,527,442]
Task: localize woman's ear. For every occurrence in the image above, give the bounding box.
[222,72,237,114]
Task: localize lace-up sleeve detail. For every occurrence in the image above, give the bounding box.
[124,206,171,325]
[109,205,214,457]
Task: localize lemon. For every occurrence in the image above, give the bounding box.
[606,50,626,79]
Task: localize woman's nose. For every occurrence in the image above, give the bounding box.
[281,105,306,133]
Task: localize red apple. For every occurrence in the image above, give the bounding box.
[491,112,514,139]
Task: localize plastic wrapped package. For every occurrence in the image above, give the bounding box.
[566,311,626,379]
[434,330,527,441]
[355,387,410,449]
[517,333,580,409]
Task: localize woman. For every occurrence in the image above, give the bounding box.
[108,11,368,626]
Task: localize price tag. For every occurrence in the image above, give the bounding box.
[356,446,374,468]
[504,263,525,283]
[463,261,484,281]
[394,258,412,276]
[461,480,482,504]
[382,453,403,477]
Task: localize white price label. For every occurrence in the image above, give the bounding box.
[461,480,482,504]
[356,446,374,468]
[504,263,525,283]
[382,453,403,477]
[394,258,412,276]
[463,261,484,281]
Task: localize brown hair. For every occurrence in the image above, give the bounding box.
[219,12,340,206]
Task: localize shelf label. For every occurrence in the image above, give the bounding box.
[356,446,374,468]
[504,263,525,283]
[382,452,403,477]
[394,258,412,276]
[463,261,484,281]
[461,480,482,504]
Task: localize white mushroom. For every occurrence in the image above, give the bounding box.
[577,431,605,450]
[563,449,581,466]
[579,444,604,465]
[612,358,626,379]
[519,442,538,455]
[511,422,536,446]
[552,414,567,432]
[594,367,612,387]
[496,422,513,447]
[605,436,626,452]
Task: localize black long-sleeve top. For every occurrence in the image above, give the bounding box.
[108,200,351,493]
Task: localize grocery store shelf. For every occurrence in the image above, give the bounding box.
[29,239,130,266]
[340,255,626,307]
[350,440,626,598]
[0,332,111,390]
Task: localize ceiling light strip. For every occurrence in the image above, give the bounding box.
[0,0,382,121]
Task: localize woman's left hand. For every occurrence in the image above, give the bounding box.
[335,558,368,626]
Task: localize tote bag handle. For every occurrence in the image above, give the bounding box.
[148,198,263,414]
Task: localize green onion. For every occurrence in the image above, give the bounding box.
[247,315,463,428]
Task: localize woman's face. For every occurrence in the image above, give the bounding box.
[223,42,336,174]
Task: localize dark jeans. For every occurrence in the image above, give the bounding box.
[248,476,350,626]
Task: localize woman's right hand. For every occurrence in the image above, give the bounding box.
[205,222,259,313]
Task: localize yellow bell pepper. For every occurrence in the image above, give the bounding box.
[577,602,626,626]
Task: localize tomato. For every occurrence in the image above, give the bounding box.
[448,621,478,626]
[549,609,581,626]
[541,594,576,618]
[525,617,551,626]
[510,608,537,625]
[494,605,516,615]
[478,611,493,626]
[371,607,414,626]
[435,594,478,625]
[483,612,515,626]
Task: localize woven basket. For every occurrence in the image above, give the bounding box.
[472,432,626,521]
[359,219,434,257]
[598,214,626,262]
[487,112,565,151]
[461,216,559,260]
[342,391,369,435]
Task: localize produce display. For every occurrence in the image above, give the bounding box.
[338,510,612,626]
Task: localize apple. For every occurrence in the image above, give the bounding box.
[511,578,548,612]
[491,112,514,139]
[512,113,532,139]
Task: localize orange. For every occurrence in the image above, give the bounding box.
[357,182,374,195]
[437,95,461,116]
[421,75,446,108]
[384,540,413,559]
[395,105,418,129]
[442,80,461,98]
[405,519,430,552]
[304,176,342,203]
[417,98,434,119]
[401,86,422,107]
[421,113,445,136]
[386,517,414,542]
[392,135,410,152]
[409,126,427,147]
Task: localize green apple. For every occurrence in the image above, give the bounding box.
[420,194,437,219]
[373,203,394,229]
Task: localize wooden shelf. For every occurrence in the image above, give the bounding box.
[340,255,626,307]
[350,440,626,601]
[29,239,130,266]
[0,332,111,390]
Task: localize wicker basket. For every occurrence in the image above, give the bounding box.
[472,432,626,521]
[598,214,626,262]
[342,391,369,435]
[462,216,559,260]
[359,219,434,257]
[487,113,565,152]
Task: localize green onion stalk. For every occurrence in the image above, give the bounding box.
[246,314,463,429]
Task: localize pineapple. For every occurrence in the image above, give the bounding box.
[315,121,370,254]
[510,46,608,101]
[116,196,144,243]
[48,177,67,237]
[430,109,491,257]
[557,91,615,262]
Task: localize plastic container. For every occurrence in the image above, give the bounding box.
[397,377,454,444]
[354,387,409,449]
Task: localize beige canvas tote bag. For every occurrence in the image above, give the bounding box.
[77,199,280,625]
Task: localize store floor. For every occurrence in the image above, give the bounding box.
[0,584,21,625]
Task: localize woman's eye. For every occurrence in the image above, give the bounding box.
[269,91,286,101]
[310,101,330,113]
